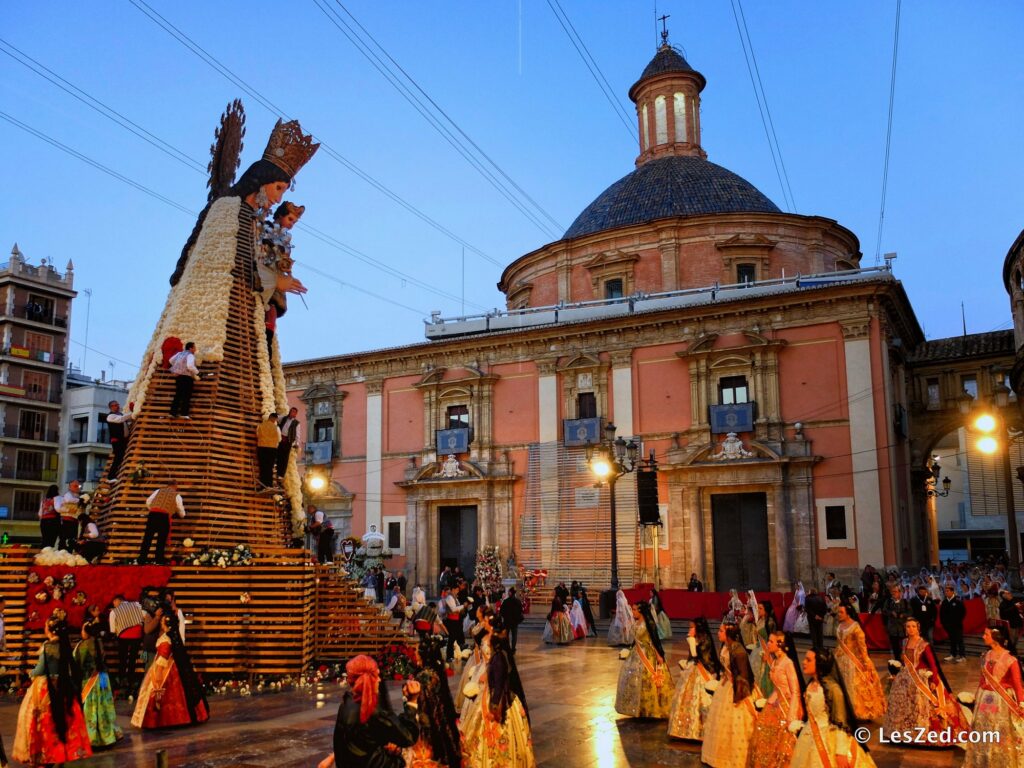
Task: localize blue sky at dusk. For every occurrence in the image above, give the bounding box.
[2,2,1022,379]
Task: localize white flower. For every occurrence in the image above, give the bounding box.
[618,649,630,660]
[462,681,480,699]
[746,643,757,652]
[704,680,720,694]
[788,720,804,734]
[755,698,767,711]
[920,669,932,679]
[958,691,975,706]
[678,660,691,671]
[183,538,195,548]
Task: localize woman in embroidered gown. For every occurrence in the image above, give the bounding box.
[568,597,588,640]
[615,602,672,718]
[747,631,803,768]
[650,588,672,640]
[406,635,461,768]
[833,604,886,721]
[607,589,634,646]
[456,605,492,714]
[740,590,759,647]
[701,623,756,768]
[460,617,535,768]
[74,613,122,748]
[963,626,1024,767]
[542,596,573,645]
[667,618,722,741]
[132,614,209,728]
[790,648,877,768]
[783,582,807,634]
[882,617,966,740]
[727,589,746,625]
[12,614,92,766]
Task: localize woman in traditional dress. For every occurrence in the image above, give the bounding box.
[12,613,92,766]
[132,614,209,729]
[963,626,1024,767]
[740,590,759,647]
[749,601,778,699]
[822,588,840,638]
[833,604,886,721]
[406,635,461,768]
[568,596,589,640]
[667,617,722,741]
[650,588,672,640]
[74,611,122,748]
[783,582,807,634]
[746,631,803,768]
[727,589,746,625]
[411,584,427,613]
[615,602,672,718]
[882,616,966,740]
[578,584,598,637]
[542,595,573,645]
[455,605,492,714]
[607,589,634,646]
[319,655,420,768]
[460,616,535,768]
[790,648,876,768]
[700,623,756,768]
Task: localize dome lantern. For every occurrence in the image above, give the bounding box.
[628,39,707,166]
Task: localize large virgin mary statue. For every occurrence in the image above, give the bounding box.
[97,106,319,555]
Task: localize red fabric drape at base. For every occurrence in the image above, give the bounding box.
[860,598,989,651]
[25,565,172,629]
[622,586,787,621]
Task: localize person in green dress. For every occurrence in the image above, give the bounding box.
[74,608,123,748]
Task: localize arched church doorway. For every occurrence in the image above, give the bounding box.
[711,492,770,590]
[439,505,478,581]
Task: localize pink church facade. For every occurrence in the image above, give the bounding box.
[284,44,925,592]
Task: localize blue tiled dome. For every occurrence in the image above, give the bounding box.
[564,155,780,240]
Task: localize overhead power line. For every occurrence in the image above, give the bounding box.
[126,0,500,267]
[545,0,638,144]
[874,0,902,265]
[0,39,487,310]
[729,0,795,213]
[315,0,564,240]
[0,111,434,318]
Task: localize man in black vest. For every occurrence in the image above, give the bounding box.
[276,407,301,483]
[499,587,524,653]
[105,400,133,481]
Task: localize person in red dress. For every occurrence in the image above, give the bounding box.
[12,612,93,766]
[131,614,209,729]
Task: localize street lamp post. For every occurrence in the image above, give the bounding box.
[968,384,1023,591]
[586,422,638,592]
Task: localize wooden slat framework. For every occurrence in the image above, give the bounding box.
[313,563,412,660]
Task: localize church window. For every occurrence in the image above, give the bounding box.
[577,392,597,419]
[961,375,978,400]
[446,404,470,430]
[926,378,940,409]
[824,505,848,540]
[654,95,668,144]
[314,418,334,443]
[673,92,687,142]
[718,375,749,405]
[641,105,649,151]
[736,263,756,285]
[604,278,623,300]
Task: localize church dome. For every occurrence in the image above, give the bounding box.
[564,155,781,240]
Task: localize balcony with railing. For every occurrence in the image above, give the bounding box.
[0,466,59,482]
[1,423,60,443]
[0,304,69,329]
[1,345,66,366]
[0,385,64,404]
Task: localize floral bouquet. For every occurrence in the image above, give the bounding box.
[376,643,420,679]
[887,660,902,677]
[474,545,503,595]
[181,543,254,568]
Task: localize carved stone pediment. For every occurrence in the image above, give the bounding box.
[684,435,781,465]
[408,457,486,482]
[714,233,778,253]
[415,365,496,388]
[584,249,640,295]
[558,352,603,372]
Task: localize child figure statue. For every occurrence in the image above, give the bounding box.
[259,200,306,347]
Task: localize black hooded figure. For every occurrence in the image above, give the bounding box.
[578,584,598,637]
[414,635,462,767]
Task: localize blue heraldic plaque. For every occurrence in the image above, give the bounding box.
[709,403,755,434]
[436,428,470,454]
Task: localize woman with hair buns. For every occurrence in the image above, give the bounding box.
[833,603,886,721]
[615,601,672,718]
[963,626,1024,767]
[131,613,209,729]
[701,623,755,768]
[319,654,421,768]
[74,607,122,747]
[12,612,92,766]
[667,617,722,741]
[746,631,803,768]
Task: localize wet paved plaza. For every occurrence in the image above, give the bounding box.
[0,626,977,767]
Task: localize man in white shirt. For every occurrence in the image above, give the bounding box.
[138,481,186,565]
[53,479,82,552]
[168,341,200,419]
[105,399,134,481]
[276,406,301,482]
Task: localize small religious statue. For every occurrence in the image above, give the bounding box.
[506,551,520,580]
[435,454,466,478]
[711,432,754,461]
[362,524,385,559]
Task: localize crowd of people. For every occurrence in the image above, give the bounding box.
[1,588,206,767]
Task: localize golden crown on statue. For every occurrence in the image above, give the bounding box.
[262,119,320,177]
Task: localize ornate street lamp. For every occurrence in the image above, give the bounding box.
[586,422,639,591]
[926,457,952,498]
